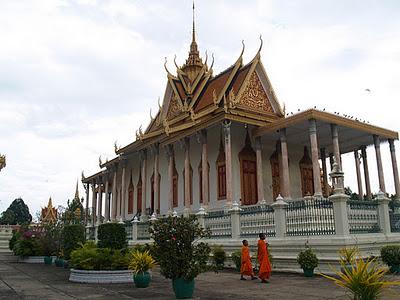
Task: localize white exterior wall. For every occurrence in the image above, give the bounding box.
[114,122,324,219]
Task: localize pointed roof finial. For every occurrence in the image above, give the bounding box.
[192,0,196,43]
[75,179,80,199]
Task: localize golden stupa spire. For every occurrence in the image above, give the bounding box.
[182,0,203,82]
[74,179,80,199]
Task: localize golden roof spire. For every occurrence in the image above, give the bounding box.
[74,179,80,199]
[182,0,203,82]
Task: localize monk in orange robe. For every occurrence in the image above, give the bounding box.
[257,233,272,283]
[240,240,257,280]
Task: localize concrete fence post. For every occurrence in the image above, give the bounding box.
[376,190,391,234]
[271,195,288,238]
[131,216,139,241]
[229,201,241,239]
[196,206,207,229]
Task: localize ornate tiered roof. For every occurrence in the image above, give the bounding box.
[41,197,57,224]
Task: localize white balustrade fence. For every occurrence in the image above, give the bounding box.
[347,200,380,234]
[240,204,275,237]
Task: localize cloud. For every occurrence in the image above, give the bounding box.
[0,0,399,214]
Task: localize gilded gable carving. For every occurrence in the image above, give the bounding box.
[239,71,273,113]
[167,94,181,119]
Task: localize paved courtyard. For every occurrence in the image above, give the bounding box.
[1,254,399,300]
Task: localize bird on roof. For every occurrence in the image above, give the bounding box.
[365,88,371,92]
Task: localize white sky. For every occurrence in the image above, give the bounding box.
[1,0,400,216]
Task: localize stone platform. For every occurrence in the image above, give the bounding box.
[1,253,400,299]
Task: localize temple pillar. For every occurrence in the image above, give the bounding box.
[321,148,329,198]
[111,168,117,221]
[120,160,126,221]
[309,119,322,197]
[255,137,265,203]
[223,121,233,206]
[104,174,110,222]
[140,150,147,218]
[354,150,363,200]
[200,130,209,207]
[91,182,97,225]
[331,124,341,170]
[389,139,400,200]
[183,137,191,216]
[85,183,89,225]
[97,180,102,224]
[373,135,386,193]
[153,144,160,214]
[166,145,174,213]
[280,128,291,200]
[361,146,372,200]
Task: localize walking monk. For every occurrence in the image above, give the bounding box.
[240,240,257,280]
[257,233,272,283]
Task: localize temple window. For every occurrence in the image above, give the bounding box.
[299,146,314,197]
[198,161,210,203]
[239,131,258,205]
[216,136,226,200]
[128,179,134,214]
[183,165,193,205]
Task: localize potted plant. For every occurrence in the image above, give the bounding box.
[338,246,359,274]
[231,250,241,272]
[150,215,211,299]
[212,245,226,270]
[322,257,400,299]
[297,246,318,277]
[381,245,400,274]
[128,250,155,288]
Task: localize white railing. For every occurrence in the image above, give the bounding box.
[204,210,232,238]
[240,204,275,237]
[347,200,380,233]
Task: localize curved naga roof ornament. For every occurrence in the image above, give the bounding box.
[114,141,120,154]
[164,57,174,77]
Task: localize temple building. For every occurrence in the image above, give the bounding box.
[41,197,57,224]
[81,10,400,247]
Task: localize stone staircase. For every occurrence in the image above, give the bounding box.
[0,226,14,253]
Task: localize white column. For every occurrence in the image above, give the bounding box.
[111,168,117,221]
[354,150,363,200]
[91,183,97,225]
[389,139,400,200]
[183,137,191,216]
[104,174,110,222]
[331,124,341,170]
[309,119,322,197]
[373,135,386,193]
[120,160,126,221]
[166,145,174,213]
[97,181,102,224]
[153,144,160,214]
[255,137,265,204]
[361,146,372,200]
[140,150,147,218]
[85,183,89,225]
[321,148,329,198]
[200,130,209,207]
[223,121,233,206]
[280,128,291,200]
[229,202,241,239]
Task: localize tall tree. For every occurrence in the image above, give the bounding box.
[0,198,32,225]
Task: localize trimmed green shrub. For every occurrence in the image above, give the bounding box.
[231,250,241,272]
[212,245,226,270]
[70,241,129,270]
[297,246,318,270]
[97,223,126,250]
[381,245,400,268]
[9,230,22,251]
[61,224,85,260]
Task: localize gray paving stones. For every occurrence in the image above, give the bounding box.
[0,253,399,299]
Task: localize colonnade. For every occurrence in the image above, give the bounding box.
[85,119,400,226]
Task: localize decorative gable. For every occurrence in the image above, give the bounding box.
[166,93,182,120]
[237,71,274,114]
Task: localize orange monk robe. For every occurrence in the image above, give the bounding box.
[240,245,254,276]
[257,240,272,280]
